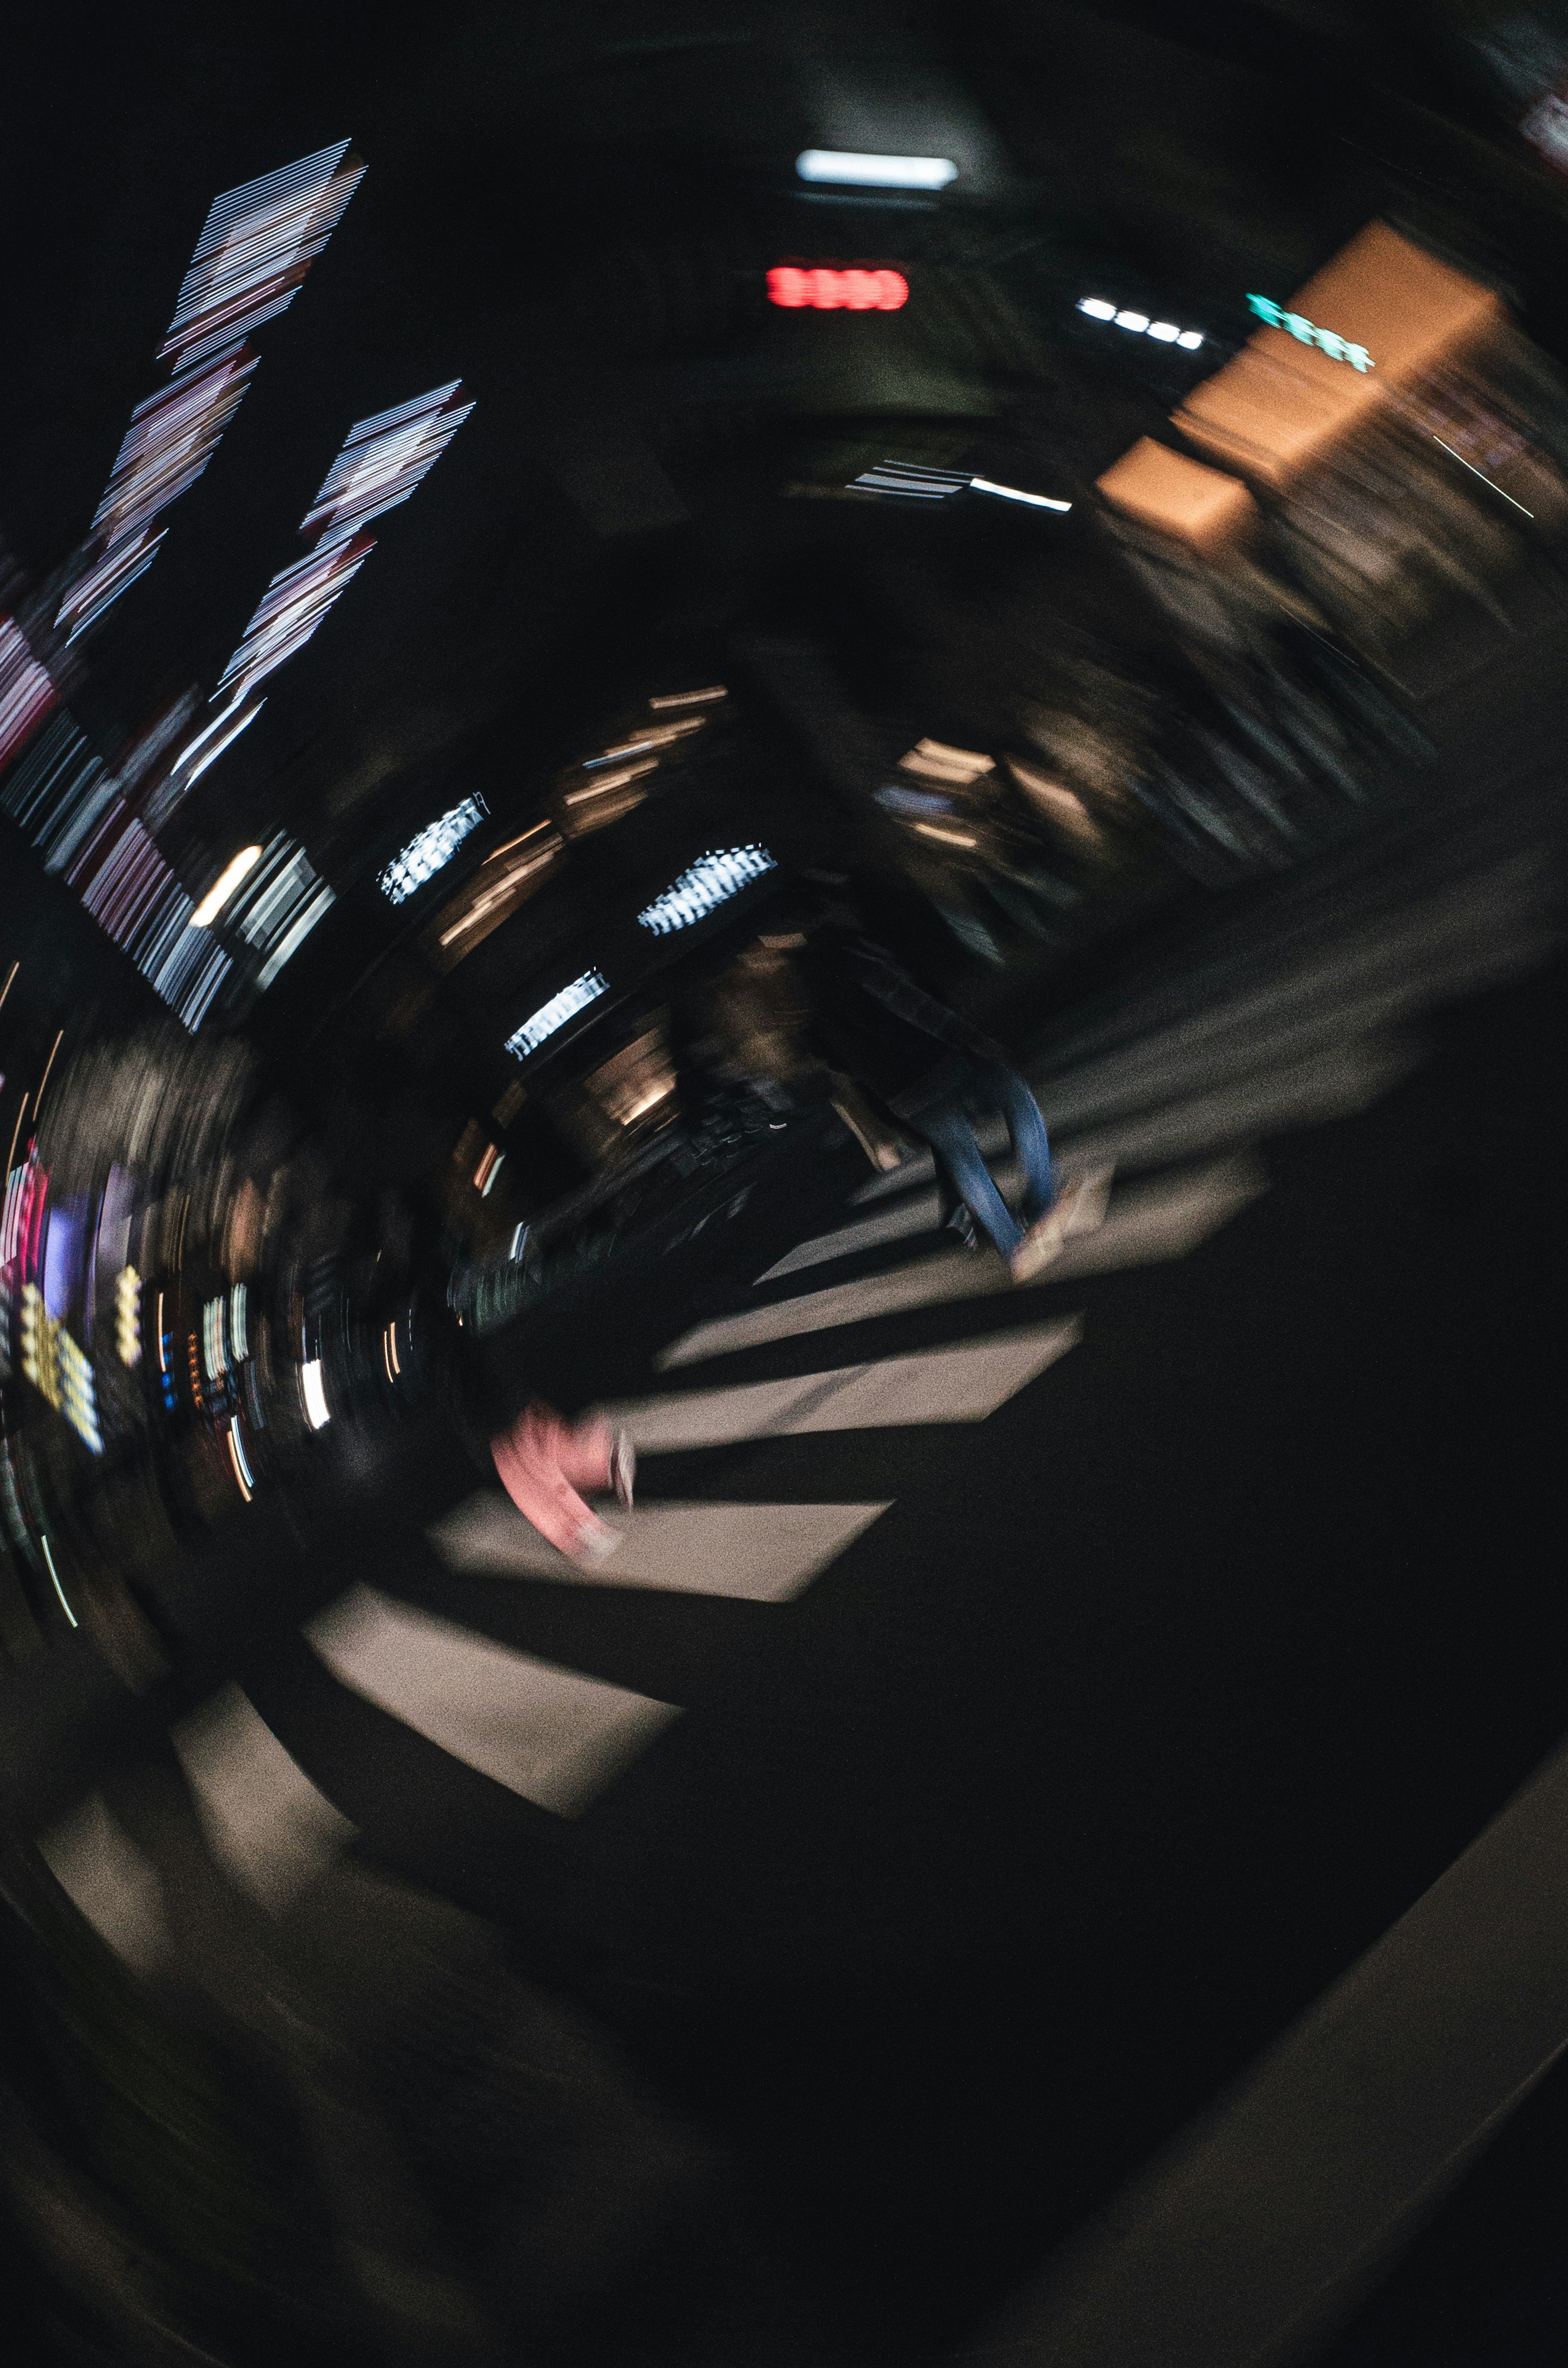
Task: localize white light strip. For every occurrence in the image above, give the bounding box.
[504,968,608,1060]
[1079,297,1203,352]
[180,697,265,791]
[41,1536,78,1627]
[301,1358,330,1430]
[969,477,1071,511]
[378,794,487,903]
[796,149,957,189]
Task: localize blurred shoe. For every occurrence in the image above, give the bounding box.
[1060,1162,1115,1236]
[610,1429,636,1508]
[1008,1166,1115,1282]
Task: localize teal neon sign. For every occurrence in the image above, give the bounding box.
[1247,294,1373,372]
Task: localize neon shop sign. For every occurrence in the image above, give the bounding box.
[1247,294,1373,372]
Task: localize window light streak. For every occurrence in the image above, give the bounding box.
[437,841,561,944]
[379,794,487,904]
[160,141,365,369]
[504,970,608,1060]
[767,265,908,310]
[193,844,263,927]
[1431,435,1534,516]
[796,151,956,189]
[586,720,703,765]
[57,146,362,640]
[301,1358,330,1430]
[0,615,60,774]
[969,476,1071,511]
[1079,297,1204,352]
[563,760,658,803]
[214,530,376,700]
[40,1537,77,1628]
[300,383,474,549]
[900,740,993,783]
[648,686,726,709]
[637,845,776,936]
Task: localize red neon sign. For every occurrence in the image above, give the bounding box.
[767,265,908,312]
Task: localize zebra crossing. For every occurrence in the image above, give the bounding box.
[36,1013,1446,1966]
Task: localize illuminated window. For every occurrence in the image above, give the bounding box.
[504,969,609,1060]
[768,265,909,311]
[379,795,487,903]
[637,845,776,936]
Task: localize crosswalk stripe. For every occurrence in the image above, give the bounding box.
[757,1188,945,1282]
[37,1793,172,1974]
[305,1585,680,1817]
[172,1683,356,1911]
[428,1495,892,1601]
[846,1033,1419,1213]
[666,1158,1263,1369]
[610,1320,1081,1450]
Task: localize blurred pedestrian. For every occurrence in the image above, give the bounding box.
[798,904,1108,1278]
[491,1402,635,1563]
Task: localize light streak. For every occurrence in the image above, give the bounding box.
[301,1358,330,1430]
[503,970,608,1060]
[1431,435,1534,516]
[637,845,775,935]
[178,697,264,790]
[193,845,263,927]
[227,1421,254,1501]
[795,151,957,188]
[849,461,970,500]
[648,686,726,709]
[229,1284,248,1360]
[33,1032,63,1123]
[0,960,16,1014]
[969,476,1071,511]
[40,1537,77,1628]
